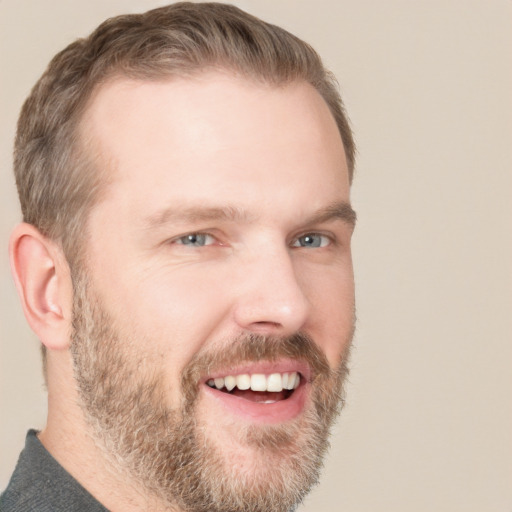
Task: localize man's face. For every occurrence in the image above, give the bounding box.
[72,72,355,511]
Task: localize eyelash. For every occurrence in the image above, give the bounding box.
[171,231,334,249]
[291,232,332,248]
[173,233,217,247]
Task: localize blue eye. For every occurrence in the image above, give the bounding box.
[292,234,330,248]
[175,233,215,247]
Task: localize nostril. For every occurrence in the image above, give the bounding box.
[248,321,282,333]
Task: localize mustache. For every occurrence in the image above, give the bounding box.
[180,332,332,404]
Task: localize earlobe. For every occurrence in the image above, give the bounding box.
[9,223,73,350]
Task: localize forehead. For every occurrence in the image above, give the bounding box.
[80,72,349,221]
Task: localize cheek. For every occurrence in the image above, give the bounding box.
[302,263,355,367]
[126,267,232,356]
[103,269,232,408]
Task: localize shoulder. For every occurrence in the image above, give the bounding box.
[1,430,108,512]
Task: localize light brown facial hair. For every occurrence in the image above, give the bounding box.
[69,273,353,512]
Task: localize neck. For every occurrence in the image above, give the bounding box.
[40,349,182,512]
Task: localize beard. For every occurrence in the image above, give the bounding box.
[69,274,353,512]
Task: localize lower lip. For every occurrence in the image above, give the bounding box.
[203,382,308,424]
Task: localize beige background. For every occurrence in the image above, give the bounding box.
[1,1,511,510]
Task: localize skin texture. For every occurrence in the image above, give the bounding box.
[11,72,355,512]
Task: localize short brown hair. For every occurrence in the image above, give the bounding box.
[15,1,355,266]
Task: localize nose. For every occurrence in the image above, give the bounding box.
[232,246,310,336]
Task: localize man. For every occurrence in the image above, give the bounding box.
[1,2,356,511]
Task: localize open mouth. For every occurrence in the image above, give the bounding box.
[206,372,301,404]
[202,362,309,423]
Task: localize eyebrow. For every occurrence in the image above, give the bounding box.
[305,201,357,228]
[143,201,356,230]
[144,205,254,228]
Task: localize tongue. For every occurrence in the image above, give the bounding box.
[230,389,289,402]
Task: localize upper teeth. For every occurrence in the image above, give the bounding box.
[207,372,300,393]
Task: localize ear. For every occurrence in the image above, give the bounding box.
[9,223,73,350]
